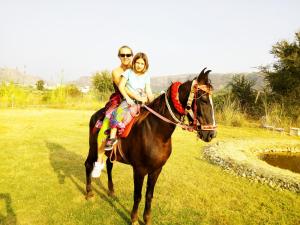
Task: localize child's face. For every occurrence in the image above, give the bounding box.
[134,58,145,73]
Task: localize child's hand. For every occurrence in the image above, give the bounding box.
[126,97,135,106]
[139,96,148,104]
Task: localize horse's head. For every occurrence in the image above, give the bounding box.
[178,68,217,142]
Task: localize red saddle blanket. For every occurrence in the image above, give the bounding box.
[119,117,137,138]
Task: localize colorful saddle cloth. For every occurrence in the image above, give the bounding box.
[94,102,140,138]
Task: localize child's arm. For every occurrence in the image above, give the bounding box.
[118,76,135,105]
[145,83,154,103]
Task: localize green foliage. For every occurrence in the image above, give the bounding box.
[228,74,258,115]
[0,82,100,109]
[214,93,248,127]
[261,32,300,122]
[65,84,82,97]
[36,79,45,90]
[91,70,114,96]
[0,82,31,107]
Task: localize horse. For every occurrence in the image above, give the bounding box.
[84,68,217,225]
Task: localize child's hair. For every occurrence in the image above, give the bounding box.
[132,52,149,74]
[118,45,133,56]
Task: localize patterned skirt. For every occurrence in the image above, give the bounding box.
[97,100,140,143]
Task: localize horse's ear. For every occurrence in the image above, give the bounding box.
[197,67,210,84]
[204,70,211,76]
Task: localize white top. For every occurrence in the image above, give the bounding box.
[122,69,150,97]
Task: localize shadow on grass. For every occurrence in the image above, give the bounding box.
[0,193,17,225]
[46,141,136,225]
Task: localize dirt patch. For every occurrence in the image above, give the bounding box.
[203,139,300,193]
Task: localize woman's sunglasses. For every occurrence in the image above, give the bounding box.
[119,53,132,58]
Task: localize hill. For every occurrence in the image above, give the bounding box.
[68,71,265,93]
[0,67,44,86]
[0,67,265,92]
[150,72,265,93]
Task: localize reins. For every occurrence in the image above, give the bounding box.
[142,79,217,132]
[142,103,196,132]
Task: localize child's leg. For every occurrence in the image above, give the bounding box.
[109,101,127,139]
[110,128,117,139]
[104,102,126,150]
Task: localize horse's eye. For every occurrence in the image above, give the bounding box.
[200,94,209,103]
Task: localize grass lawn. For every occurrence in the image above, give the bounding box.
[0,108,299,225]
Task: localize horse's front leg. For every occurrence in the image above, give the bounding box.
[106,158,115,196]
[143,168,162,225]
[131,169,145,225]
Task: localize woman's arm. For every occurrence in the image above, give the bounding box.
[113,69,137,99]
[112,69,122,86]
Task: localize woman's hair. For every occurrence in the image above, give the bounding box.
[132,52,149,74]
[118,45,133,56]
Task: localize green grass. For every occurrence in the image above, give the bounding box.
[0,109,300,225]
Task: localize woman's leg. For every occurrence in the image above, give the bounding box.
[91,117,110,178]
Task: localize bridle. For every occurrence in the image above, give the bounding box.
[143,79,217,132]
[168,79,217,131]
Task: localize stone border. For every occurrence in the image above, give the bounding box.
[203,140,300,193]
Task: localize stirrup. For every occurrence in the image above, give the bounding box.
[104,138,118,151]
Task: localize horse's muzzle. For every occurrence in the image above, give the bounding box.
[197,130,216,142]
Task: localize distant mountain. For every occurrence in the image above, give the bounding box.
[67,76,91,87]
[67,72,265,93]
[0,67,266,93]
[150,72,265,93]
[0,67,44,85]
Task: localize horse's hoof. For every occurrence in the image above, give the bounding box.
[85,191,94,200]
[108,190,115,197]
[144,216,152,225]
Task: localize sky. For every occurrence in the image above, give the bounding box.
[0,0,299,82]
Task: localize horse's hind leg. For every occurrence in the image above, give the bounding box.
[85,160,94,199]
[131,170,145,225]
[143,168,162,225]
[106,158,115,196]
[85,132,98,199]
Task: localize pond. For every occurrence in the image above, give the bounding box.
[259,152,300,174]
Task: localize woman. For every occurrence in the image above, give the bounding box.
[91,45,133,178]
[95,52,154,177]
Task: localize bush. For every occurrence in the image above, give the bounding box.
[214,93,248,127]
[92,70,113,95]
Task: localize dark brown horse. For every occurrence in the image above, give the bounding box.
[85,68,216,225]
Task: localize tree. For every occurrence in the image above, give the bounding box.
[65,84,81,97]
[228,74,257,115]
[260,32,300,120]
[36,80,45,90]
[92,70,114,94]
